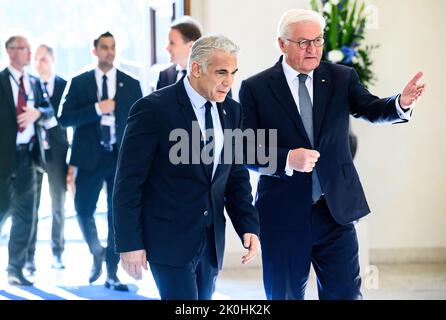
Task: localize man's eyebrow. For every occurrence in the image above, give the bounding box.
[215,68,238,73]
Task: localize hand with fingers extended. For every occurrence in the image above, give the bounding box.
[241,233,260,265]
[288,148,320,173]
[120,249,148,280]
[400,72,426,108]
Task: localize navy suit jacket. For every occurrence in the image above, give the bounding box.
[239,58,408,229]
[156,64,178,90]
[0,68,54,177]
[59,69,142,171]
[46,75,68,154]
[113,79,259,270]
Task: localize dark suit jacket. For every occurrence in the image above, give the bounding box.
[113,80,259,270]
[239,58,408,229]
[0,67,54,178]
[156,64,178,90]
[59,69,142,171]
[46,76,68,155]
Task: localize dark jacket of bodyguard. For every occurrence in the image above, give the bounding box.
[59,31,142,290]
[239,9,425,300]
[26,74,68,271]
[0,35,54,286]
[113,35,260,300]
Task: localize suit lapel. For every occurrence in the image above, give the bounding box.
[312,64,331,146]
[50,77,65,115]
[269,60,312,146]
[86,70,102,138]
[176,81,211,182]
[0,68,17,120]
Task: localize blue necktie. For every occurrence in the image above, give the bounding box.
[100,74,112,151]
[298,73,323,203]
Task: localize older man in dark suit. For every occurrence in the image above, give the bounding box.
[60,31,142,291]
[239,9,425,300]
[113,35,260,300]
[0,35,54,286]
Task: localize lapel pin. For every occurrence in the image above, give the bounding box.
[223,109,227,115]
[119,82,124,87]
[321,79,326,83]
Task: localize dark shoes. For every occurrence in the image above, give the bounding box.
[51,255,65,269]
[105,274,129,291]
[89,247,106,283]
[8,271,34,286]
[24,260,36,274]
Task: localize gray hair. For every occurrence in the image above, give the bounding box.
[188,34,239,72]
[277,9,326,40]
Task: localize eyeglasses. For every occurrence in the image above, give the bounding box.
[8,46,31,52]
[286,37,324,49]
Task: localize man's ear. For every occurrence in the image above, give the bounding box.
[191,61,200,78]
[92,48,98,58]
[278,37,286,53]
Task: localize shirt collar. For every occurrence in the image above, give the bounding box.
[95,66,116,80]
[8,65,26,81]
[281,56,314,83]
[42,74,55,85]
[183,75,215,110]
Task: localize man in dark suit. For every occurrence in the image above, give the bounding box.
[59,31,142,291]
[0,35,54,286]
[239,9,426,300]
[113,35,260,300]
[156,16,202,90]
[25,44,68,273]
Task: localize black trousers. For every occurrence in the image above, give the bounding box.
[0,148,37,274]
[74,149,119,276]
[149,226,219,300]
[27,147,67,260]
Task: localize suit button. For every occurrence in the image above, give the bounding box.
[203,210,208,216]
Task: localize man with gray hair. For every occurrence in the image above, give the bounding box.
[0,35,54,285]
[240,8,425,299]
[113,34,260,300]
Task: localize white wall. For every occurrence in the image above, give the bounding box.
[353,0,446,261]
[191,0,446,264]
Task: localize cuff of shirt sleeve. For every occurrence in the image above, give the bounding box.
[396,94,413,120]
[95,102,102,116]
[285,150,294,176]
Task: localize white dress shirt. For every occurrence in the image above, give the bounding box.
[176,65,187,82]
[94,67,117,145]
[8,65,36,145]
[183,76,224,178]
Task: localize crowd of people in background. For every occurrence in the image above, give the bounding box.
[0,15,202,291]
